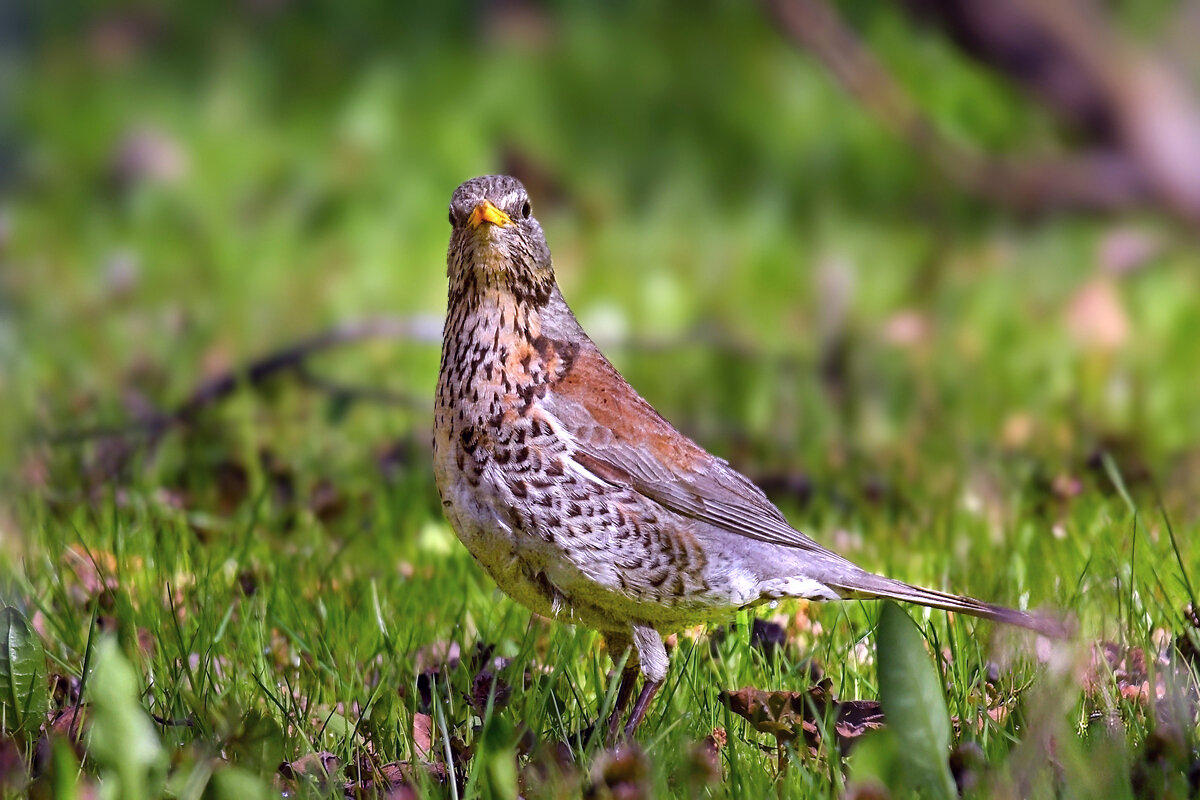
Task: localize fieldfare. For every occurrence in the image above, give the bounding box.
[434,175,1060,740]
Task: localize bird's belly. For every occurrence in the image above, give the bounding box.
[434,469,559,620]
[435,441,761,631]
[438,481,638,628]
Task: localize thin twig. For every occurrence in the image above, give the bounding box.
[36,314,442,446]
[37,315,795,450]
[171,316,441,421]
[295,366,428,410]
[29,315,441,485]
[151,713,196,728]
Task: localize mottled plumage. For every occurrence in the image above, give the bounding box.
[434,175,1060,739]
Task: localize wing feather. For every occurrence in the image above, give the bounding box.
[540,350,828,553]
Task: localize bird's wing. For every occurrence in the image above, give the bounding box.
[541,343,829,553]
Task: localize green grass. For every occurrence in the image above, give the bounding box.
[3,2,1200,797]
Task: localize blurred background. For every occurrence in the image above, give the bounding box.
[6,5,1200,793]
[4,0,1200,544]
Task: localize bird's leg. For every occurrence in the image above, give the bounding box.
[619,624,668,738]
[623,677,664,737]
[601,631,640,743]
[605,663,640,745]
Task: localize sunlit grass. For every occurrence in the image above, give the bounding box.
[3,2,1199,797]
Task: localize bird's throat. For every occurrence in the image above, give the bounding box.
[449,237,554,315]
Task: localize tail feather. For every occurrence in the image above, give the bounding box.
[830,570,1071,639]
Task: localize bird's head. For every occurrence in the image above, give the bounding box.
[447,175,554,306]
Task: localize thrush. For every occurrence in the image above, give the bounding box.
[434,175,1060,741]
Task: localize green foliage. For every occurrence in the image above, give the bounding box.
[45,736,85,800]
[224,710,285,774]
[473,713,519,800]
[202,767,273,800]
[847,727,903,795]
[86,638,168,800]
[0,606,48,739]
[877,602,955,800]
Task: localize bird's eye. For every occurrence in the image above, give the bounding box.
[448,210,455,226]
[521,201,531,219]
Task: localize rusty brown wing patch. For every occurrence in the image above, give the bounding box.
[543,343,832,554]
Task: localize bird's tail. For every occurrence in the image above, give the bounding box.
[829,568,1070,638]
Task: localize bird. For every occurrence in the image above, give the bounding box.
[433,174,1062,742]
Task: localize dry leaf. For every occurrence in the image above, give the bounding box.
[342,757,446,798]
[721,682,884,752]
[213,459,250,513]
[278,751,339,781]
[1176,606,1200,666]
[412,713,433,761]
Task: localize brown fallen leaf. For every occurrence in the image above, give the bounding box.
[278,751,340,787]
[382,783,419,800]
[952,702,1013,734]
[950,742,986,795]
[38,706,89,766]
[50,674,82,709]
[412,713,433,761]
[414,642,463,711]
[721,681,885,753]
[47,705,88,740]
[63,545,121,597]
[1084,641,1150,697]
[708,727,727,749]
[834,699,888,745]
[237,568,259,597]
[343,757,447,798]
[843,780,891,800]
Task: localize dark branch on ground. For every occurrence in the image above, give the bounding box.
[37,315,442,446]
[32,315,442,482]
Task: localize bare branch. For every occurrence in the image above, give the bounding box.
[35,314,442,458]
[764,0,1168,216]
[172,315,441,422]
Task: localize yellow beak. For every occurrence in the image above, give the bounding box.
[467,200,514,229]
